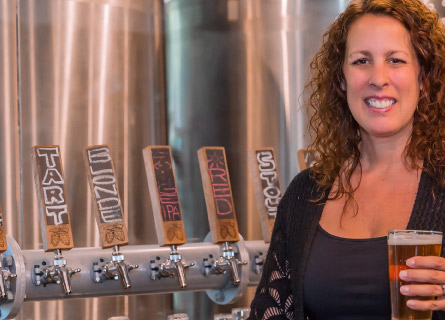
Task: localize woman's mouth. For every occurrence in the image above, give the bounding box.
[364,98,396,112]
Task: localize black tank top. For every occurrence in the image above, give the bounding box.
[303,225,391,319]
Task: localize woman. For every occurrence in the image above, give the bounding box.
[248,0,445,319]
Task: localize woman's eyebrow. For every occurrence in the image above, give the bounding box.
[385,50,410,57]
[347,50,372,58]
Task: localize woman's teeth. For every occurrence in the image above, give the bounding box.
[365,98,396,109]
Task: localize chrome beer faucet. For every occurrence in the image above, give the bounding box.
[93,245,138,289]
[33,249,81,294]
[0,254,16,300]
[203,242,247,286]
[150,245,194,288]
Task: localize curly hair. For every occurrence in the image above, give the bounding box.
[307,0,445,204]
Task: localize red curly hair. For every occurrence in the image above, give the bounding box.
[307,0,445,203]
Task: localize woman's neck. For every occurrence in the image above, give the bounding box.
[359,128,417,173]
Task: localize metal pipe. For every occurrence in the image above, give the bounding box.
[19,239,267,302]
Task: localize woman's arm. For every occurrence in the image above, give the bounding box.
[248,197,294,319]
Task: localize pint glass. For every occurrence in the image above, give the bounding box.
[388,230,443,320]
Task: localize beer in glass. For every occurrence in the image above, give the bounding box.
[388,230,443,320]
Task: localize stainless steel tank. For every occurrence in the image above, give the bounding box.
[165,0,347,317]
[13,0,171,318]
[1,0,349,318]
[0,0,21,245]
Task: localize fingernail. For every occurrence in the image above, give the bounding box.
[400,286,409,293]
[407,300,415,307]
[406,259,415,266]
[400,270,408,278]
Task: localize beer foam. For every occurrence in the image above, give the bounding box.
[388,232,442,245]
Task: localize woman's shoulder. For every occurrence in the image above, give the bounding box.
[282,168,324,201]
[287,168,319,191]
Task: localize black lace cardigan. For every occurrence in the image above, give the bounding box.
[248,168,445,320]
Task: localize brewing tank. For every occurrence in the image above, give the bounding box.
[13,0,170,318]
[165,0,347,317]
[0,0,348,318]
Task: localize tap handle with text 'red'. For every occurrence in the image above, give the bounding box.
[197,147,240,244]
[32,145,74,252]
[142,146,187,247]
[84,145,129,248]
[248,148,282,243]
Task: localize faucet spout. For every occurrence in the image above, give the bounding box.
[228,257,241,285]
[174,260,187,289]
[58,267,72,294]
[117,261,131,289]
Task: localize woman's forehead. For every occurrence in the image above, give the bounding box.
[345,14,415,57]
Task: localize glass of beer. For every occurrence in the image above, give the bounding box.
[388,230,443,320]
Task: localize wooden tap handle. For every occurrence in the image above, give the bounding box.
[84,145,129,248]
[197,147,240,244]
[32,145,74,251]
[143,146,187,246]
[248,148,282,243]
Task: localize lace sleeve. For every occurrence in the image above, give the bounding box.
[248,201,294,320]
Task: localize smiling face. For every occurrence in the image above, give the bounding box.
[342,14,421,139]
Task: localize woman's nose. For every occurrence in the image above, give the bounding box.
[369,63,389,88]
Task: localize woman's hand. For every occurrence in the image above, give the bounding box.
[399,256,445,311]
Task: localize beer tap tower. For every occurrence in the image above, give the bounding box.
[32,145,81,294]
[248,148,282,274]
[197,147,248,303]
[143,146,194,289]
[85,145,138,289]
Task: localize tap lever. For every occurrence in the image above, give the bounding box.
[93,246,138,289]
[33,249,81,294]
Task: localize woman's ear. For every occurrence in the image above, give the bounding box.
[341,79,346,91]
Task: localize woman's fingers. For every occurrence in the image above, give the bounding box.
[405,296,445,311]
[399,256,445,311]
[406,256,445,271]
[399,268,445,284]
[400,256,445,284]
[400,284,444,296]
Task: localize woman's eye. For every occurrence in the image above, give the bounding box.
[352,58,369,65]
[389,58,406,64]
